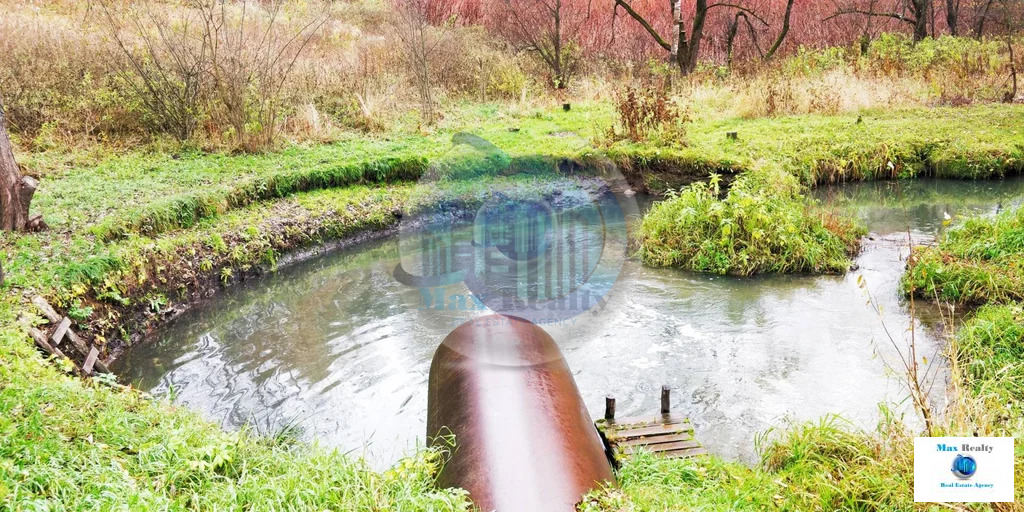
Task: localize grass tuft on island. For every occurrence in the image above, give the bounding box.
[905,205,1024,304]
[637,168,865,275]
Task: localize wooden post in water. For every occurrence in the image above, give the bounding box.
[605,396,616,421]
[661,385,671,414]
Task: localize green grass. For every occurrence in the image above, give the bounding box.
[956,303,1024,407]
[905,205,1024,304]
[637,168,865,275]
[0,318,470,510]
[3,100,1024,509]
[20,103,1024,236]
[581,414,915,511]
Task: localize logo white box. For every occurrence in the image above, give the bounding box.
[914,437,1015,502]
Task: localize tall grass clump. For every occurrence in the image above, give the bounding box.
[637,168,864,275]
[905,205,1024,303]
[0,319,471,510]
[582,414,914,510]
[956,304,1024,405]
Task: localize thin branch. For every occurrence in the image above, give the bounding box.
[613,0,672,51]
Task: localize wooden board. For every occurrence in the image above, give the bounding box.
[32,296,111,374]
[51,317,71,345]
[83,347,99,375]
[596,413,705,463]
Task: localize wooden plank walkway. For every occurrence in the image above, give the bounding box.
[595,387,706,465]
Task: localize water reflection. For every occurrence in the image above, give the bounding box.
[117,178,1024,467]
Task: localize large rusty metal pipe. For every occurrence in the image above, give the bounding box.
[427,315,615,511]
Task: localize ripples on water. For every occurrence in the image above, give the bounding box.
[116,178,1024,467]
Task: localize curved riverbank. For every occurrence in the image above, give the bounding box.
[4,103,1024,509]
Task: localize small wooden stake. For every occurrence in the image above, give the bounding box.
[661,385,671,414]
[605,396,616,421]
[83,347,99,376]
[51,317,71,345]
[726,131,738,140]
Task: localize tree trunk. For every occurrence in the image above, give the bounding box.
[764,0,796,60]
[1007,37,1018,103]
[0,99,38,232]
[912,0,930,41]
[945,0,958,36]
[974,0,995,37]
[683,0,709,74]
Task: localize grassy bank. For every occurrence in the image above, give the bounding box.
[3,101,1024,509]
[0,322,471,510]
[905,205,1024,304]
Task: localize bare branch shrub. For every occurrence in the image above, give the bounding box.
[98,1,210,142]
[493,0,592,89]
[607,84,688,145]
[391,0,449,125]
[197,1,328,150]
[0,8,135,143]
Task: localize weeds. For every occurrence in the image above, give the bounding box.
[606,85,688,145]
[905,205,1024,303]
[637,168,865,275]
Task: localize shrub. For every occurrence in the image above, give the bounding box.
[607,85,688,145]
[637,168,864,275]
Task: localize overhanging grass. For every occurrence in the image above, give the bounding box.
[0,315,470,510]
[905,205,1024,303]
[956,304,1024,406]
[91,156,428,241]
[637,168,865,275]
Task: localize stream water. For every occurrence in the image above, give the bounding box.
[115,177,1024,467]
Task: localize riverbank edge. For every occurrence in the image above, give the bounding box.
[2,111,1024,507]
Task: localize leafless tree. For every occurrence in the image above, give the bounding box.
[826,0,932,42]
[496,0,593,89]
[726,0,796,65]
[0,98,42,232]
[987,0,1023,101]
[973,0,998,36]
[98,0,210,141]
[613,0,781,75]
[946,0,961,35]
[393,0,447,124]
[198,1,327,149]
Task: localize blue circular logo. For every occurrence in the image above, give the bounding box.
[951,454,977,479]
